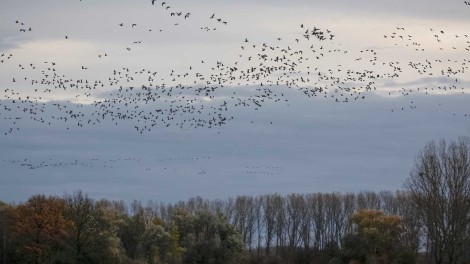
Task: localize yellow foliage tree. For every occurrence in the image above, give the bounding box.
[348,209,403,264]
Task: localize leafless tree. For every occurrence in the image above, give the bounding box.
[262,194,276,254]
[233,196,256,251]
[357,191,381,210]
[323,193,344,247]
[273,194,286,254]
[285,194,304,250]
[308,193,326,250]
[342,193,357,236]
[394,190,421,251]
[405,137,470,264]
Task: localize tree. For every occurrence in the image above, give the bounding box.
[64,190,101,263]
[394,191,421,252]
[119,200,170,263]
[63,192,128,263]
[90,199,127,263]
[343,209,404,264]
[261,194,277,255]
[272,195,286,254]
[233,196,256,251]
[0,201,14,264]
[170,209,244,264]
[405,137,470,264]
[12,194,70,264]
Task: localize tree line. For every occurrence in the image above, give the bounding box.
[1,137,470,264]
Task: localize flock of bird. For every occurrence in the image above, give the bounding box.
[1,155,283,176]
[1,0,469,138]
[1,155,212,170]
[241,166,283,176]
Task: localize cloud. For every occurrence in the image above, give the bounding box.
[1,88,469,203]
[1,0,470,203]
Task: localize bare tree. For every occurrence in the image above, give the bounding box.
[308,193,326,250]
[357,191,381,210]
[379,191,399,215]
[253,196,263,259]
[299,195,312,250]
[323,193,344,247]
[273,194,286,254]
[342,193,357,236]
[285,194,304,250]
[233,196,256,251]
[405,137,470,264]
[394,190,421,252]
[262,194,276,254]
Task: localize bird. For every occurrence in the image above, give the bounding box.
[2,0,468,138]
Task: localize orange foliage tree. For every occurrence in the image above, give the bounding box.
[12,194,71,264]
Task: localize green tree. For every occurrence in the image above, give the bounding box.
[119,201,170,263]
[171,209,244,264]
[89,199,127,263]
[167,220,184,263]
[64,192,127,263]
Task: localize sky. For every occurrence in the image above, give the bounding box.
[0,0,469,204]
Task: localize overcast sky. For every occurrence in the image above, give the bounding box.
[1,0,469,204]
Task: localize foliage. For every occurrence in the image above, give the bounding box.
[9,136,470,264]
[61,192,127,263]
[12,194,70,264]
[342,209,412,264]
[173,210,244,264]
